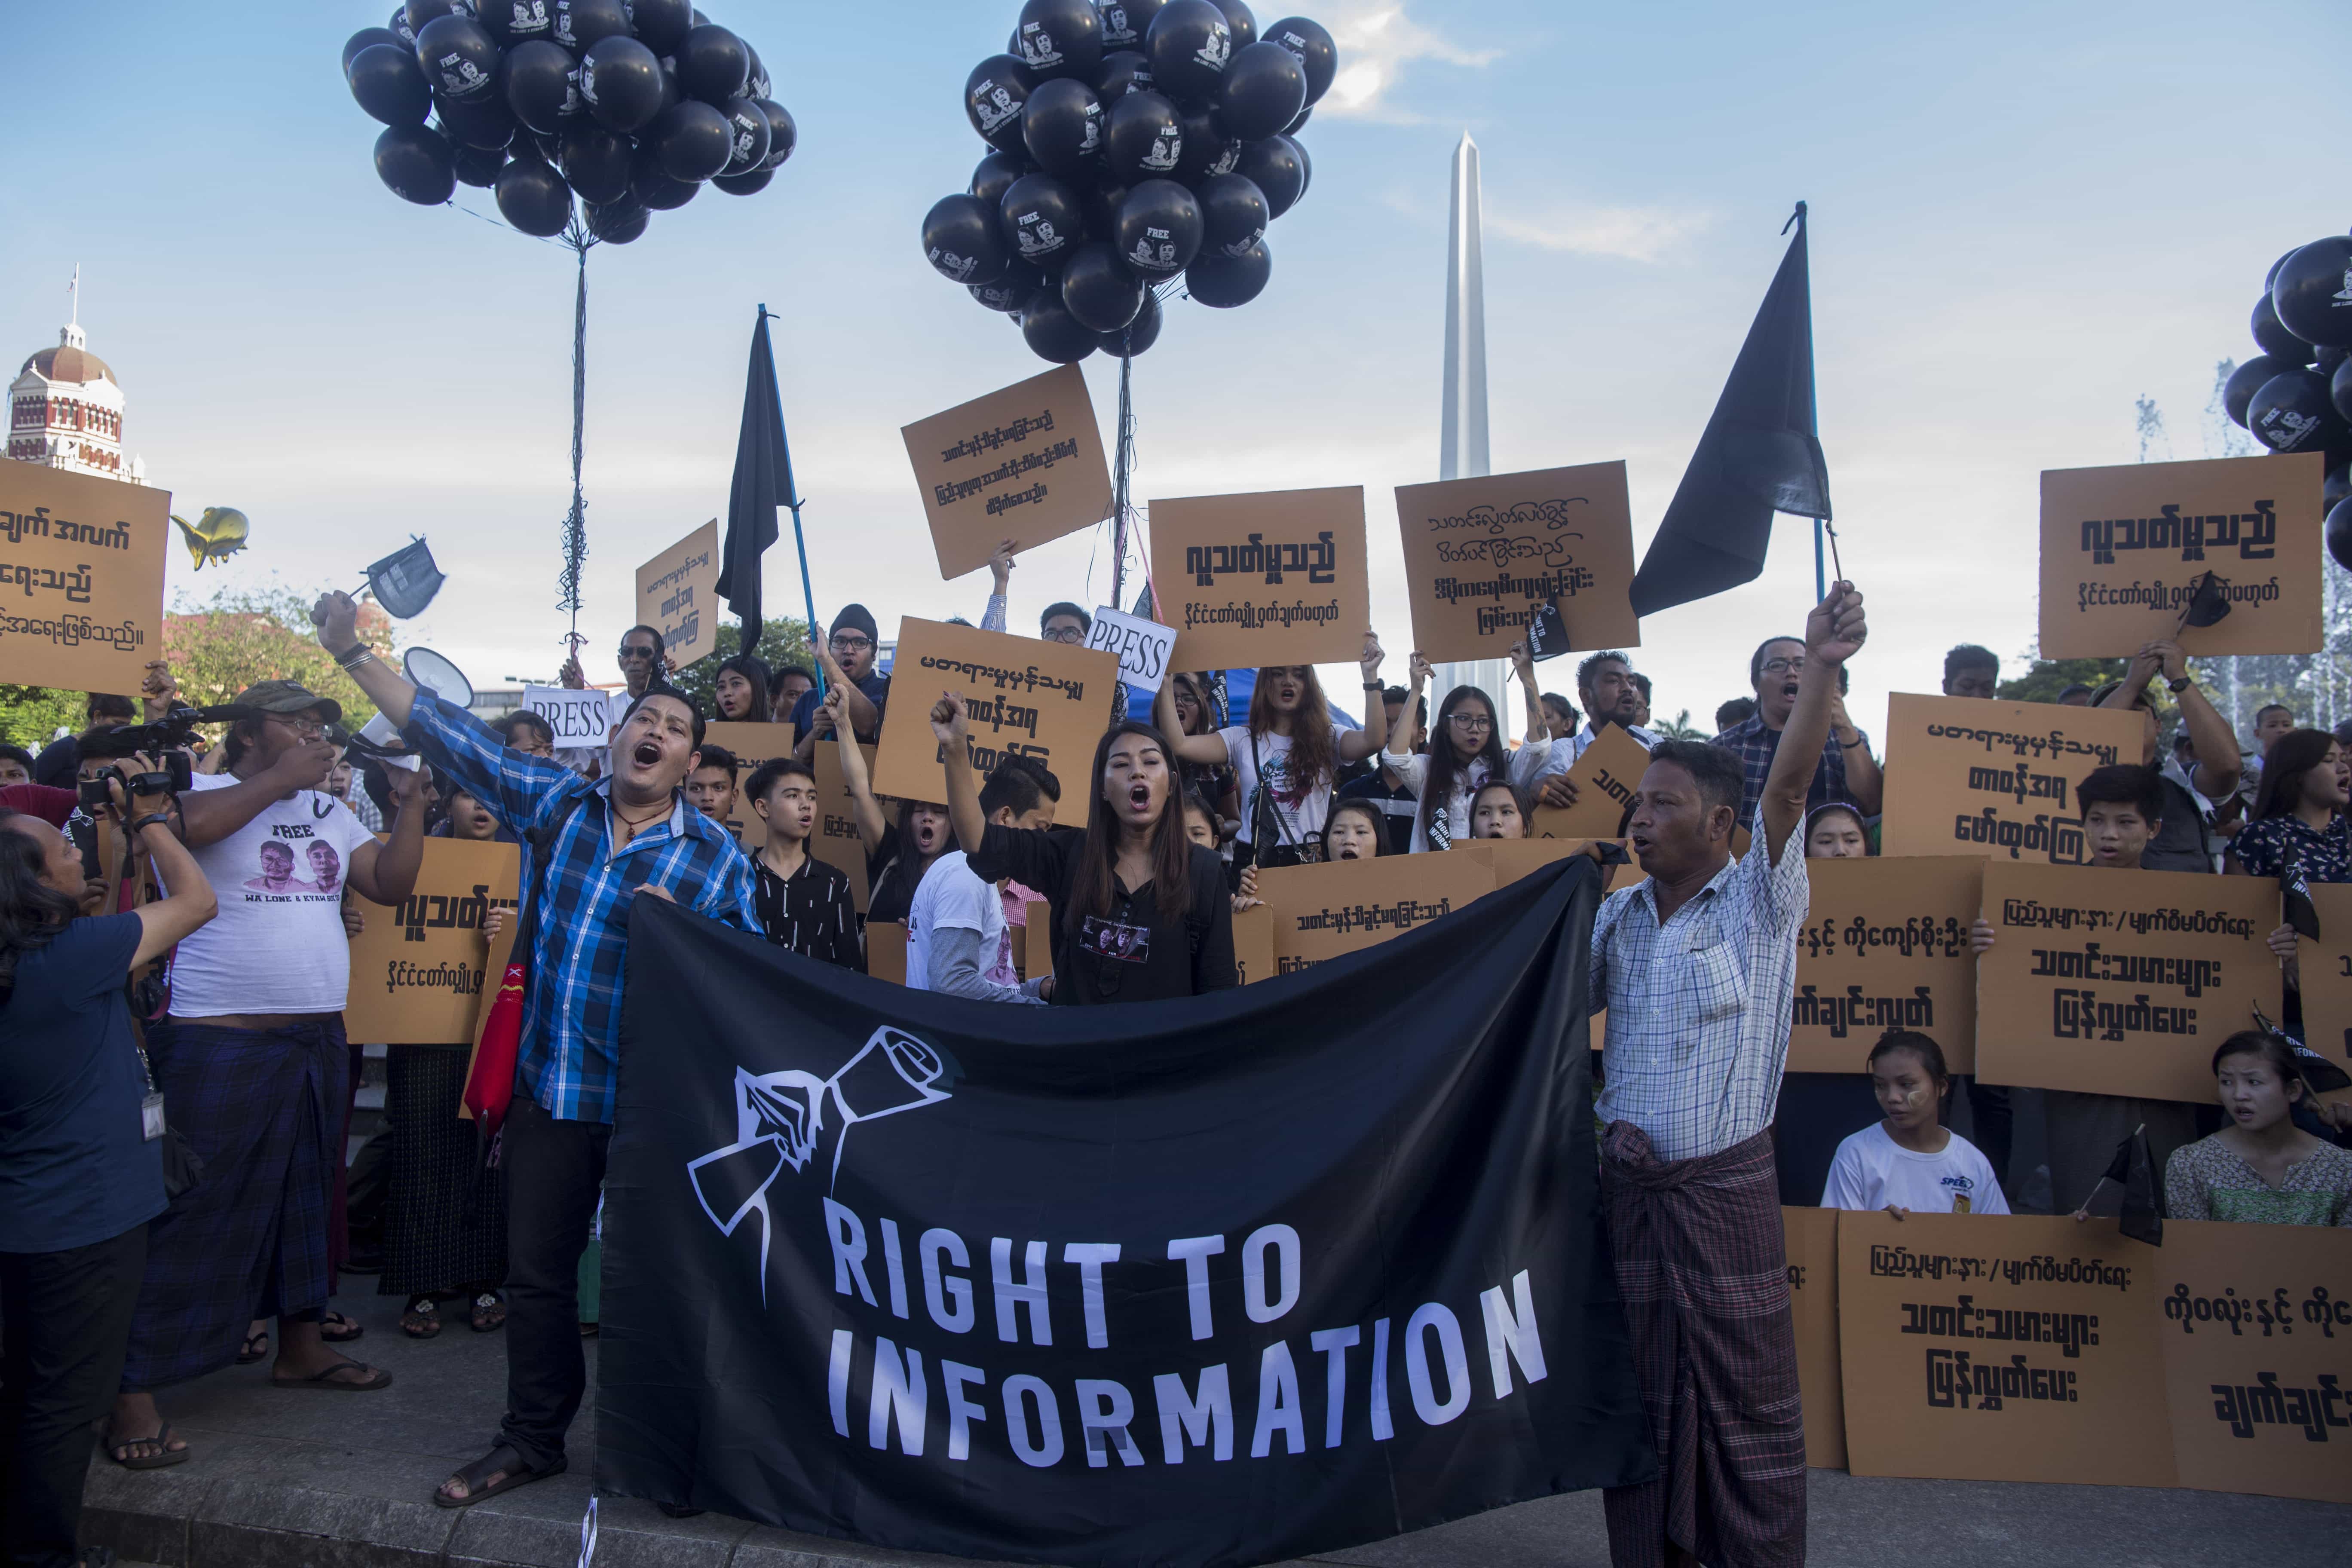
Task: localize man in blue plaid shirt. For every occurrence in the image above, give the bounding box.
[312,593,757,1510]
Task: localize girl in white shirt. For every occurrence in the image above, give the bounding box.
[1822,1030,2009,1218]
[1386,642,1551,852]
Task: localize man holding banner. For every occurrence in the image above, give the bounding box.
[1590,581,1867,1568]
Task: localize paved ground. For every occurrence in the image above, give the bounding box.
[83,1287,2349,1568]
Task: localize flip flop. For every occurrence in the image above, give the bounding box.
[270,1359,393,1393]
[320,1311,365,1343]
[432,1446,566,1510]
[401,1297,442,1339]
[469,1291,507,1333]
[104,1422,190,1470]
[236,1328,269,1365]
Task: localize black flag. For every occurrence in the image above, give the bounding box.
[1629,205,1831,617]
[2095,1124,2164,1246]
[2283,843,2321,941]
[2179,570,2233,630]
[1525,597,1571,662]
[717,309,797,649]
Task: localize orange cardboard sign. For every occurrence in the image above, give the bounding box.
[1231,902,1274,984]
[868,921,908,985]
[1525,725,1652,841]
[902,364,1113,580]
[1148,485,1372,671]
[2040,453,2324,658]
[812,741,878,916]
[1837,1211,2177,1489]
[873,620,1119,833]
[1452,836,1623,893]
[1256,852,1494,976]
[1782,1207,1846,1470]
[2290,883,2352,1080]
[702,721,797,833]
[1790,857,1983,1074]
[634,519,720,670]
[1879,693,2149,862]
[1974,861,2278,1102]
[0,457,172,692]
[343,839,520,1044]
[1393,461,1640,662]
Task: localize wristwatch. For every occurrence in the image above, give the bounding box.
[2168,675,2195,694]
[1363,680,1383,691]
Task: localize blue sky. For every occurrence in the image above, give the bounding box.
[5,0,2347,738]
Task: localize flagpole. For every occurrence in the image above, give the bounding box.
[760,303,825,701]
[1793,200,1831,601]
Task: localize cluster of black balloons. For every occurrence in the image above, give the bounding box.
[2223,233,2352,565]
[343,0,796,245]
[920,0,1337,364]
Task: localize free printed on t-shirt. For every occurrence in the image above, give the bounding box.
[162,772,379,1017]
[905,851,1017,992]
[1820,1121,2010,1215]
[1219,723,1347,848]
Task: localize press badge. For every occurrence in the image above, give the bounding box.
[141,1092,166,1142]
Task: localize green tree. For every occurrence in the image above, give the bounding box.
[665,618,815,720]
[0,685,87,750]
[1651,708,1711,742]
[162,583,396,729]
[1996,657,2133,706]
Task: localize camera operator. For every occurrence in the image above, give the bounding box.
[107,681,426,1467]
[0,759,217,1563]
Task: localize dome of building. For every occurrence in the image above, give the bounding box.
[9,322,139,484]
[21,340,116,387]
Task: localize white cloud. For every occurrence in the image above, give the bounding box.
[1318,3,1499,122]
[1485,204,1715,264]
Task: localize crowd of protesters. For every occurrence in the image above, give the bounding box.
[5,552,2352,1568]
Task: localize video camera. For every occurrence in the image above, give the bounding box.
[74,704,250,812]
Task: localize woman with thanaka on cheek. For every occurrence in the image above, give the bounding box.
[2164,1031,2352,1226]
[1820,1032,2008,1218]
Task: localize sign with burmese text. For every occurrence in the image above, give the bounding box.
[1525,724,1652,842]
[343,839,519,1044]
[601,867,1648,1565]
[1148,485,1372,671]
[903,364,1114,580]
[2288,883,2352,1078]
[2040,452,2324,658]
[703,721,797,834]
[1973,861,2278,1102]
[1782,1207,1846,1470]
[1257,851,1501,974]
[1838,1211,2177,1490]
[1393,461,1640,662]
[873,620,1119,833]
[1789,857,1983,1074]
[0,456,171,692]
[1878,694,2147,862]
[636,519,721,671]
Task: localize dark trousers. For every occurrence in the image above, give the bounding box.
[496,1098,608,1473]
[1,1225,147,1568]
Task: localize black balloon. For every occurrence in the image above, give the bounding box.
[1283,101,1311,135]
[999,172,1085,272]
[553,0,631,52]
[2328,461,2352,515]
[756,99,796,168]
[2248,369,2342,452]
[630,0,695,54]
[1148,0,1234,105]
[924,193,1014,286]
[350,43,432,126]
[436,89,516,147]
[649,100,732,181]
[375,122,456,204]
[414,14,500,100]
[1099,286,1163,357]
[1236,135,1303,216]
[480,0,557,45]
[502,40,580,132]
[1195,171,1268,255]
[2252,294,2315,365]
[2272,236,2352,349]
[447,136,508,187]
[560,122,634,201]
[2329,495,2352,573]
[580,34,664,132]
[1099,0,1169,52]
[1023,77,1106,179]
[496,153,576,235]
[404,0,469,31]
[1187,236,1270,306]
[1294,136,1310,197]
[1019,294,1099,362]
[676,23,750,104]
[1210,0,1257,47]
[1062,241,1148,331]
[389,5,418,46]
[2333,357,2352,424]
[2223,355,2301,427]
[1214,40,1305,141]
[587,195,649,242]
[1084,178,1131,239]
[971,150,1030,210]
[1260,15,1336,103]
[1096,49,1156,101]
[966,55,1036,153]
[972,264,1048,312]
[630,144,701,208]
[719,96,771,175]
[1015,0,1106,82]
[2266,248,2299,290]
[1172,102,1237,182]
[2321,344,2349,377]
[1106,90,1183,184]
[655,54,684,115]
[345,26,408,73]
[744,42,771,100]
[712,167,772,195]
[1114,178,1203,276]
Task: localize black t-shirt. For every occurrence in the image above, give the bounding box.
[968,823,1237,1004]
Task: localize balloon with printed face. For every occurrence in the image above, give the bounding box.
[965,55,1036,153]
[447,135,508,187]
[972,263,1048,313]
[998,172,1085,273]
[1195,171,1268,256]
[649,100,732,181]
[1187,236,1270,306]
[480,0,557,45]
[1172,101,1236,182]
[675,23,750,104]
[971,150,1030,211]
[1210,0,1258,47]
[756,99,796,168]
[630,142,701,208]
[1261,15,1336,103]
[1062,241,1149,331]
[1099,285,1163,357]
[719,96,770,175]
[1019,294,1099,362]
[713,167,772,195]
[435,88,517,147]
[2272,236,2352,349]
[414,14,500,100]
[1096,49,1156,101]
[1106,90,1184,184]
[924,193,1014,287]
[743,42,771,100]
[1148,0,1235,106]
[496,151,576,235]
[1213,40,1306,141]
[405,0,472,32]
[629,0,695,54]
[1113,178,1203,277]
[1022,77,1106,180]
[502,39,581,132]
[2252,293,2316,365]
[346,26,410,73]
[375,122,457,204]
[2248,369,2344,452]
[579,34,664,131]
[349,43,432,125]
[1014,0,1106,83]
[560,122,634,201]
[553,0,631,52]
[2223,355,2302,428]
[1099,0,1169,52]
[1236,134,1303,216]
[587,194,649,242]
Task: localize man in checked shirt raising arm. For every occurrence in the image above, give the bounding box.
[1588,581,1866,1568]
[311,592,759,1511]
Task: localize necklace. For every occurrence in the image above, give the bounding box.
[609,796,672,834]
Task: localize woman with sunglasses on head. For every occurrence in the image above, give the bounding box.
[1156,634,1389,870]
[938,696,1235,1004]
[1385,642,1550,853]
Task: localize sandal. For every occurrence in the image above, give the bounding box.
[401,1296,442,1339]
[469,1290,507,1334]
[270,1358,393,1393]
[103,1421,190,1470]
[432,1445,566,1510]
[320,1310,365,1343]
[236,1327,270,1365]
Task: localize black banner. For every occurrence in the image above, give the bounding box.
[599,859,1651,1568]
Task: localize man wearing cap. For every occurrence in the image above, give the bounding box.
[107,679,427,1467]
[790,603,890,762]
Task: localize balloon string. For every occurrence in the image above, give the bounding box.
[557,226,594,656]
[1111,355,1134,610]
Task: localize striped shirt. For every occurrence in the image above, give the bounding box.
[1589,807,1810,1162]
[754,852,862,970]
[402,693,760,1124]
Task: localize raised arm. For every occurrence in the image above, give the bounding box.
[344,760,428,906]
[314,591,416,728]
[1154,682,1232,765]
[1763,582,1866,864]
[1829,688,1883,815]
[110,763,217,968]
[981,539,1014,633]
[933,693,987,855]
[1388,653,1430,760]
[1335,630,1390,763]
[828,686,889,851]
[2154,640,2242,800]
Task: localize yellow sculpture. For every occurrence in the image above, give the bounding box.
[169,507,250,570]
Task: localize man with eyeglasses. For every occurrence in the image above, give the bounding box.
[1712,634,1882,824]
[788,604,890,763]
